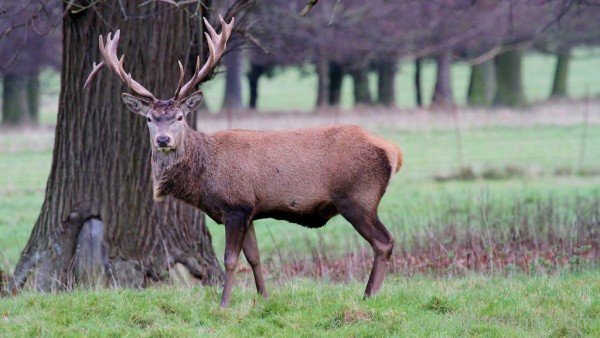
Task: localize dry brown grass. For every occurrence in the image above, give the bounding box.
[234,195,599,285]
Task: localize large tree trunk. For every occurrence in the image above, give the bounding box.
[328,62,343,106]
[431,52,453,107]
[222,47,243,110]
[467,59,496,106]
[9,1,222,293]
[376,60,396,107]
[1,74,28,125]
[26,72,40,123]
[550,51,570,99]
[493,50,525,107]
[247,63,265,110]
[414,58,423,107]
[350,66,372,106]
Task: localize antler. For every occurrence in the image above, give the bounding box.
[83,30,156,101]
[175,16,234,100]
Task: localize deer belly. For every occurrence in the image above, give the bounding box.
[254,200,338,228]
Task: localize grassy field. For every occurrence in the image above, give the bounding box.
[2,124,599,269]
[1,122,599,335]
[1,273,598,336]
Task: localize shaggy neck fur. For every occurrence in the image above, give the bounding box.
[151,125,209,202]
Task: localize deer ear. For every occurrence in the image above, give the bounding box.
[180,90,204,115]
[122,93,151,116]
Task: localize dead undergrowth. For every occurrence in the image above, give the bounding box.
[235,195,599,284]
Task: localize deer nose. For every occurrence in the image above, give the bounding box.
[156,136,171,147]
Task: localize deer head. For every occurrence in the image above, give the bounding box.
[84,16,234,152]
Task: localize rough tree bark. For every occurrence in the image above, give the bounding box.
[376,60,397,107]
[550,50,570,99]
[350,66,372,106]
[222,47,243,110]
[247,63,265,109]
[26,72,40,123]
[467,60,496,106]
[493,50,525,107]
[414,58,423,107]
[1,73,28,125]
[328,62,343,106]
[9,2,222,293]
[431,52,453,108]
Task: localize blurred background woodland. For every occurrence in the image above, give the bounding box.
[2,0,600,125]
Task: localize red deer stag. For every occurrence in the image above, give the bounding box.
[85,16,403,308]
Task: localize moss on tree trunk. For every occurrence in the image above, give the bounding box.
[351,67,372,106]
[328,62,343,106]
[550,51,570,99]
[414,58,423,107]
[26,73,40,123]
[247,63,265,110]
[376,60,396,107]
[467,60,496,106]
[493,50,525,107]
[2,74,27,125]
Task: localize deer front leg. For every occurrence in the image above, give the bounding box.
[243,222,268,298]
[220,212,249,308]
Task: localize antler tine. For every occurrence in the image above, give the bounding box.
[84,29,156,100]
[176,16,234,100]
[83,61,105,89]
[173,60,186,98]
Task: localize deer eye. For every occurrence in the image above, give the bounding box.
[177,115,183,121]
[146,117,152,123]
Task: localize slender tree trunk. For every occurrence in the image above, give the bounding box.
[550,51,570,99]
[315,55,329,108]
[493,50,525,107]
[376,60,397,107]
[247,63,264,110]
[467,59,496,106]
[9,1,222,293]
[431,52,454,107]
[1,74,27,125]
[328,62,343,106]
[350,66,372,106]
[26,72,40,123]
[415,58,422,107]
[222,47,243,110]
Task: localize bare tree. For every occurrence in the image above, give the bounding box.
[0,0,61,125]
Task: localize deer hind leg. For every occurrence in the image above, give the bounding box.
[337,198,395,297]
[242,222,268,298]
[220,211,250,308]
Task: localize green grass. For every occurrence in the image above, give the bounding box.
[1,125,599,267]
[1,126,598,266]
[1,272,598,336]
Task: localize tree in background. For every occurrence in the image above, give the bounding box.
[7,0,257,293]
[0,1,61,125]
[222,48,244,110]
[535,2,600,99]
